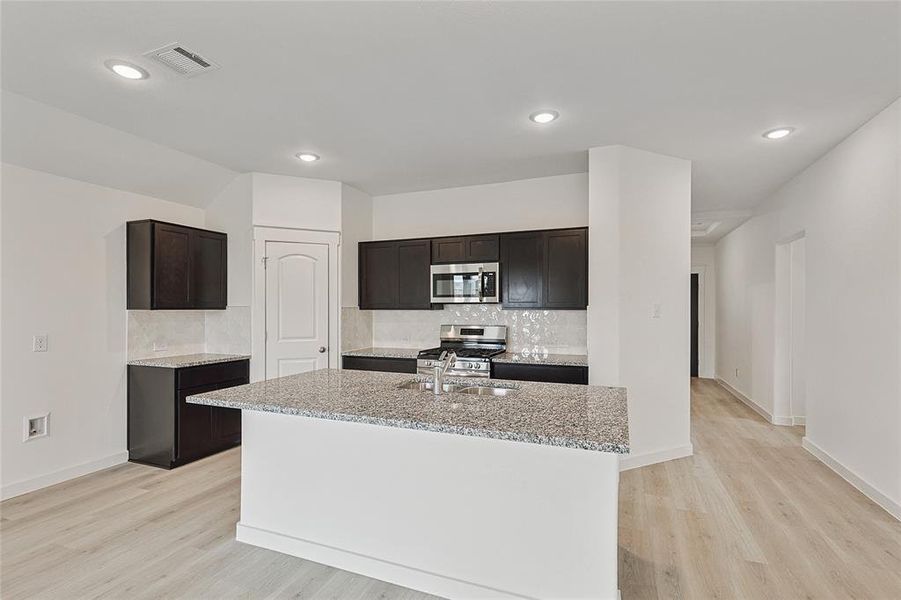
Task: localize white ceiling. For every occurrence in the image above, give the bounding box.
[1,1,898,211]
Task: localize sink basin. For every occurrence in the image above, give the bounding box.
[397,381,469,393]
[456,385,515,397]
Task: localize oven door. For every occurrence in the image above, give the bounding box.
[430,262,500,304]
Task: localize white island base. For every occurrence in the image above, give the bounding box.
[237,411,620,600]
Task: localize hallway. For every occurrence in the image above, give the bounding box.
[619,378,901,599]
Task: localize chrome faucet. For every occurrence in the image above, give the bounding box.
[433,350,457,395]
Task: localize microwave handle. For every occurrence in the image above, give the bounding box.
[478,267,484,302]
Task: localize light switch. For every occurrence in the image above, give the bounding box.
[652,304,662,319]
[32,335,48,352]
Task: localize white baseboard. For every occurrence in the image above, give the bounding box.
[792,416,806,426]
[619,444,694,471]
[802,437,900,521]
[715,378,795,426]
[238,523,601,599]
[1,451,128,501]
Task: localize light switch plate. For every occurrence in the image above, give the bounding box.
[32,335,48,352]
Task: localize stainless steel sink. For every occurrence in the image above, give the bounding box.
[396,381,470,393]
[456,385,515,397]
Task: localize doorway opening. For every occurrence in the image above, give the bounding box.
[774,233,806,425]
[691,273,699,377]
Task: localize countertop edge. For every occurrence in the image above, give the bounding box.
[127,354,251,369]
[187,394,629,454]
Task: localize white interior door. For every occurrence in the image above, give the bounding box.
[265,241,330,379]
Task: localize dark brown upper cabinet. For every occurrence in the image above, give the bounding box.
[359,239,432,309]
[500,227,588,310]
[127,220,227,310]
[500,231,545,308]
[543,228,588,309]
[431,234,499,264]
[396,240,432,308]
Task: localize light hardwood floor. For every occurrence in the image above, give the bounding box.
[2,379,900,599]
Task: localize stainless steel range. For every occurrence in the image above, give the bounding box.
[417,324,507,378]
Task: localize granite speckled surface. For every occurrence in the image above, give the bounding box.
[341,347,421,360]
[188,368,628,453]
[492,352,588,367]
[127,353,251,369]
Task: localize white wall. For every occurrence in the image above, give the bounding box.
[588,146,692,468]
[340,184,373,308]
[0,164,205,499]
[691,245,717,378]
[1,90,236,208]
[252,172,342,231]
[715,99,900,517]
[371,173,587,239]
[206,174,254,307]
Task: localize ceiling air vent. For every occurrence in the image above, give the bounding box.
[144,43,219,77]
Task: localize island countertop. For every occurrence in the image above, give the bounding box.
[188,368,628,453]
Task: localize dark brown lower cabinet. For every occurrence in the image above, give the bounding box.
[128,359,249,469]
[491,362,588,385]
[342,355,417,374]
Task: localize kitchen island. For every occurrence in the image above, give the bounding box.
[188,368,628,599]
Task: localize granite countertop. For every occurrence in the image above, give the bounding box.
[341,347,421,360]
[188,368,628,454]
[127,353,251,369]
[492,352,588,367]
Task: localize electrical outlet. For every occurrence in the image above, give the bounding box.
[651,303,662,319]
[32,335,48,352]
[23,413,49,441]
[152,342,168,352]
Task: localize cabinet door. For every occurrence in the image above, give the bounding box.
[431,237,467,264]
[544,229,588,309]
[177,378,245,461]
[397,240,432,308]
[191,230,227,309]
[211,406,241,445]
[153,223,191,308]
[501,232,544,308]
[359,242,398,309]
[176,388,213,461]
[466,235,499,262]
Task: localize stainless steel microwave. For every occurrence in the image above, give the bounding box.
[430,262,500,304]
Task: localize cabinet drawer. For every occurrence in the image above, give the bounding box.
[342,355,417,374]
[491,362,588,385]
[177,360,249,390]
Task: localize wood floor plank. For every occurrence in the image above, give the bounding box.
[1,378,899,599]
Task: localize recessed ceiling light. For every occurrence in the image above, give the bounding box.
[529,110,559,124]
[295,153,320,162]
[763,127,794,140]
[104,60,149,80]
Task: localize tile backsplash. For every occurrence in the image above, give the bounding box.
[204,306,252,355]
[127,310,206,360]
[127,306,251,360]
[130,304,582,361]
[368,305,587,355]
[341,307,373,353]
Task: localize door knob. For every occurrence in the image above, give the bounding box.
[318,346,327,353]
